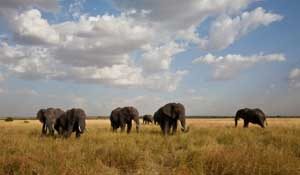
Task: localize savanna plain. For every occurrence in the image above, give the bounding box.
[0,118,300,175]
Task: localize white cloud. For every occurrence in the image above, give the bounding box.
[0,40,187,92]
[144,70,188,92]
[199,7,283,50]
[113,0,254,31]
[53,14,154,68]
[193,53,286,80]
[289,68,300,88]
[0,1,285,94]
[11,9,60,45]
[141,42,185,72]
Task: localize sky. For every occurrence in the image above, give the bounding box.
[0,0,299,117]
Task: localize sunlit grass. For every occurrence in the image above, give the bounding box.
[0,119,299,175]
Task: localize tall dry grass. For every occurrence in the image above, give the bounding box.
[0,119,299,175]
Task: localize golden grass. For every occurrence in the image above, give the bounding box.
[0,118,300,175]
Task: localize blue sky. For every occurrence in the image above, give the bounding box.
[0,0,299,116]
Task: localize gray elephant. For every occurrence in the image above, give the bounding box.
[37,108,64,136]
[235,108,268,128]
[54,108,87,138]
[154,103,188,135]
[110,106,140,133]
[143,115,153,124]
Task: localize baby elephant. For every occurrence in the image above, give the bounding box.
[55,108,87,138]
[143,115,153,124]
[110,106,140,133]
[235,108,268,128]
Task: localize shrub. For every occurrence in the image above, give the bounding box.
[4,117,14,122]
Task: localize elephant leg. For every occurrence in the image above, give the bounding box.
[64,125,73,138]
[163,120,169,135]
[58,127,63,136]
[120,123,126,132]
[243,120,249,128]
[127,122,132,133]
[167,122,172,135]
[172,120,178,134]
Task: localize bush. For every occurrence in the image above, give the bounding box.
[4,117,14,122]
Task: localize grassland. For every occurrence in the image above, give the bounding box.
[0,118,299,175]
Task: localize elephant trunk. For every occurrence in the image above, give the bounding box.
[180,117,189,133]
[46,118,55,135]
[78,118,86,133]
[235,116,239,127]
[134,117,140,133]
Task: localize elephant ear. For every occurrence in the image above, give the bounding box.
[37,109,46,123]
[162,103,174,118]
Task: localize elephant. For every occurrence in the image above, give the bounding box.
[37,108,64,136]
[154,103,189,135]
[110,106,140,133]
[235,108,268,128]
[143,115,153,124]
[54,108,87,138]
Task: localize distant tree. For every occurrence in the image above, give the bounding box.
[4,117,14,122]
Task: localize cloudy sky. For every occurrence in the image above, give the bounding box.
[0,0,299,117]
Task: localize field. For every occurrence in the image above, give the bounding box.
[0,118,300,175]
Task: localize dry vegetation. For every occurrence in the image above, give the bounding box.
[0,118,300,175]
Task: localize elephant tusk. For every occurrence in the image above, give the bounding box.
[78,126,82,132]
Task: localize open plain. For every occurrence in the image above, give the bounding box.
[0,118,300,175]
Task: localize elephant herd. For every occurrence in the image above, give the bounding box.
[37,103,268,138]
[37,108,86,138]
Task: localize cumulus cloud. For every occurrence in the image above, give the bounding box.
[0,1,284,93]
[199,7,283,50]
[113,0,254,30]
[289,68,300,88]
[193,53,286,80]
[0,39,187,91]
[53,14,154,68]
[141,42,185,72]
[11,9,60,45]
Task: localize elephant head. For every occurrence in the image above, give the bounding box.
[162,103,188,132]
[77,110,86,134]
[125,106,140,133]
[37,109,46,123]
[235,108,249,127]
